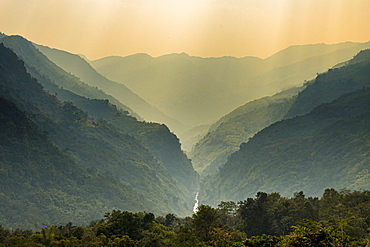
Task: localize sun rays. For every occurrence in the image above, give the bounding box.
[0,0,369,59]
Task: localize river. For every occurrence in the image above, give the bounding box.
[193,192,199,213]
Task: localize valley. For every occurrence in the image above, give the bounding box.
[0,33,370,237]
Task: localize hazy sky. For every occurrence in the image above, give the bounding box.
[1,0,370,60]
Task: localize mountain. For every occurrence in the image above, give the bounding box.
[0,40,197,226]
[0,43,150,228]
[34,44,187,134]
[286,49,370,118]
[188,43,370,177]
[199,50,370,206]
[0,35,139,120]
[0,34,198,198]
[0,94,152,229]
[189,86,303,177]
[91,41,370,130]
[180,124,212,152]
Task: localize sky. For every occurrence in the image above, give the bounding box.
[0,0,370,60]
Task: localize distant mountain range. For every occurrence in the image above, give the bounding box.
[199,49,370,206]
[34,44,188,134]
[91,41,370,131]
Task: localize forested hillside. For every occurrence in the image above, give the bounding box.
[0,43,196,228]
[200,50,370,205]
[286,49,370,118]
[0,35,138,119]
[189,86,302,177]
[0,34,199,210]
[0,43,149,228]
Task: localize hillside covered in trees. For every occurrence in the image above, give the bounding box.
[200,50,370,205]
[189,86,302,177]
[0,41,197,228]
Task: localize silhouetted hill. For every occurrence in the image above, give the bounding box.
[263,42,363,67]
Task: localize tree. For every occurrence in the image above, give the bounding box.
[282,219,352,247]
[238,192,273,236]
[97,210,143,240]
[192,205,221,242]
[40,225,55,245]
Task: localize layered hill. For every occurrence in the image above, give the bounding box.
[286,49,370,118]
[0,34,198,199]
[91,41,370,129]
[34,44,187,134]
[0,35,139,120]
[0,41,197,228]
[189,86,303,177]
[200,50,370,206]
[0,43,148,228]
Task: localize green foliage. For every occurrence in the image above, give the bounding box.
[192,205,221,242]
[2,191,370,246]
[243,234,282,247]
[281,219,353,247]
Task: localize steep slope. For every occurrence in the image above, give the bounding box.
[286,49,370,118]
[0,44,155,228]
[34,44,187,134]
[0,35,138,119]
[0,34,199,205]
[263,42,365,68]
[250,41,370,94]
[189,87,302,177]
[91,41,370,128]
[200,52,370,206]
[62,94,199,197]
[0,43,194,218]
[0,96,149,229]
[179,124,212,152]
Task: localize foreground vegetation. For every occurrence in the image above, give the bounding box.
[1,189,370,246]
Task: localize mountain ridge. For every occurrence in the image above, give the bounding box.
[0,37,198,225]
[34,43,188,134]
[91,40,370,131]
[199,50,370,206]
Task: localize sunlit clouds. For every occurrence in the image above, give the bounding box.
[0,0,369,59]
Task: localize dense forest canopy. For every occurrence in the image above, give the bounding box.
[1,189,370,246]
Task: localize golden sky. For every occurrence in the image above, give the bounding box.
[1,0,370,60]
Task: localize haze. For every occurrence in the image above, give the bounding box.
[1,0,370,60]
